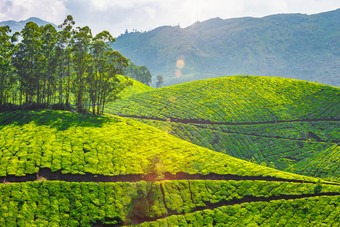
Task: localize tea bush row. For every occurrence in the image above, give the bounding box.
[1,180,339,226]
[137,195,340,226]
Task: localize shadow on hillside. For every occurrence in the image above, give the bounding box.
[0,109,117,131]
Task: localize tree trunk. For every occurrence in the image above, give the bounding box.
[66,56,70,106]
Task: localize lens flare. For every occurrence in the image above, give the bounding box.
[175,69,182,77]
[176,59,185,69]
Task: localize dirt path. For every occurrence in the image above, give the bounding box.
[1,168,339,186]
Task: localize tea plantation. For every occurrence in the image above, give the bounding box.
[117,75,154,99]
[0,76,339,226]
[106,76,340,180]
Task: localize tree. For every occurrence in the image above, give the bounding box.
[72,26,92,113]
[156,75,164,88]
[0,26,16,104]
[136,65,152,86]
[89,30,115,115]
[99,50,131,114]
[125,60,152,86]
[14,22,42,104]
[41,24,58,105]
[58,15,75,106]
[0,15,131,115]
[90,31,131,115]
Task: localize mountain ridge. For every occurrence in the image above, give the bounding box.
[0,17,58,33]
[111,9,340,87]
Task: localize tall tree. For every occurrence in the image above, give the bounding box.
[89,31,114,115]
[41,24,58,105]
[99,50,130,114]
[156,75,164,88]
[72,26,92,113]
[1,15,132,115]
[58,15,75,106]
[90,31,131,115]
[15,22,42,104]
[0,26,16,104]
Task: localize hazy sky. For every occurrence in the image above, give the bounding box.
[1,0,339,36]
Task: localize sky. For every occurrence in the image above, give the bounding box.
[1,0,340,37]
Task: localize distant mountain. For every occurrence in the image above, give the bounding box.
[111,9,340,87]
[0,17,58,33]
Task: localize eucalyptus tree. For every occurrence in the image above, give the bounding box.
[89,31,131,115]
[14,22,42,104]
[0,26,16,104]
[99,50,131,114]
[89,31,114,115]
[41,24,58,105]
[1,15,132,114]
[72,26,92,113]
[58,15,75,106]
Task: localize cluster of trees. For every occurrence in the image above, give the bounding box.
[0,15,132,115]
[124,60,152,86]
[124,60,164,87]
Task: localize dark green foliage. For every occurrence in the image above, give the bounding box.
[125,60,152,86]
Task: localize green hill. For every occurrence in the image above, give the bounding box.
[112,9,340,87]
[117,75,154,99]
[1,109,339,226]
[106,76,340,179]
[0,109,319,180]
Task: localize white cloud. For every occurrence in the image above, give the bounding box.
[1,0,339,36]
[0,0,67,23]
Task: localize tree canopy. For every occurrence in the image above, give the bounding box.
[0,15,131,115]
[125,60,152,86]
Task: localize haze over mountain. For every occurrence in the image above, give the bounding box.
[111,9,340,87]
[0,17,58,34]
[1,9,339,87]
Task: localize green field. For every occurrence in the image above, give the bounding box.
[1,110,324,182]
[117,75,154,99]
[106,76,340,180]
[1,76,339,226]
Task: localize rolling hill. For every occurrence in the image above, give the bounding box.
[111,9,340,87]
[117,75,154,99]
[1,109,339,226]
[106,76,340,180]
